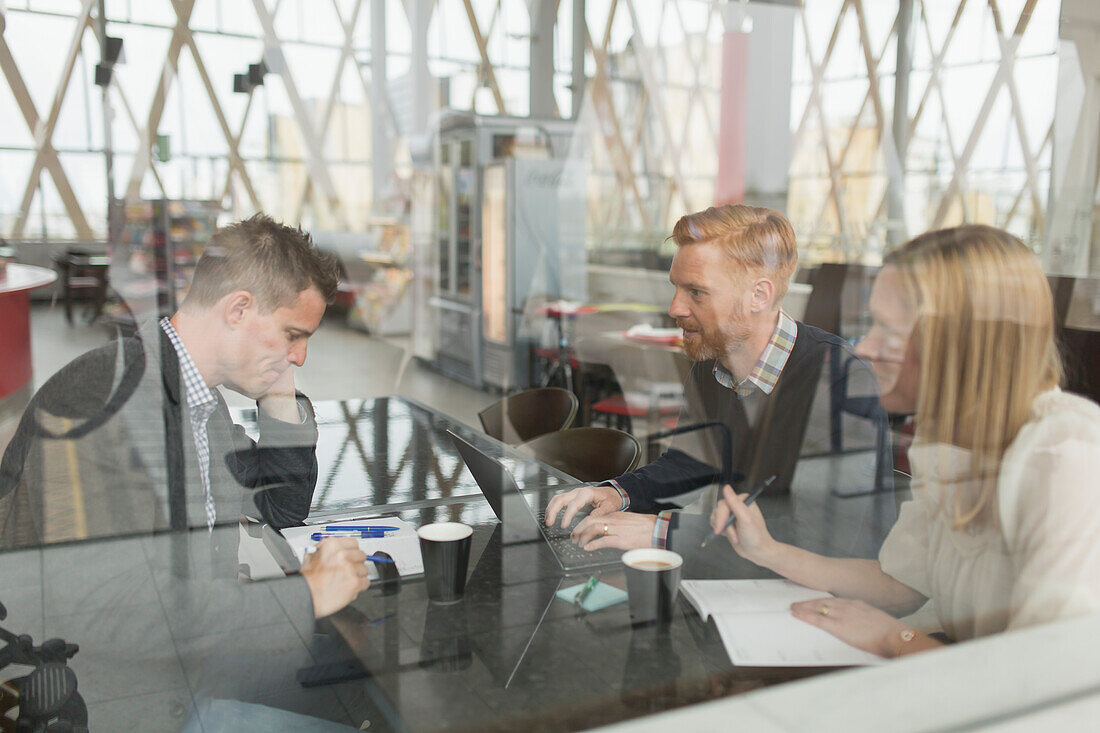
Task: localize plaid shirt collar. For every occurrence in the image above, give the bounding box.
[712,310,797,398]
[159,317,217,411]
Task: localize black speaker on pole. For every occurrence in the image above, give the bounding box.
[248,62,267,87]
[104,35,124,64]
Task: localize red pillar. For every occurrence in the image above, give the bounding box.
[715,29,749,206]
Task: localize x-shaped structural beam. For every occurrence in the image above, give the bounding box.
[5,0,95,239]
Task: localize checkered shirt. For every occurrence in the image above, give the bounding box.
[160,317,219,531]
[712,310,797,397]
[646,311,797,548]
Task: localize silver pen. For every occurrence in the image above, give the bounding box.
[701,475,776,548]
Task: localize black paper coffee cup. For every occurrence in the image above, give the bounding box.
[622,548,683,626]
[417,522,473,604]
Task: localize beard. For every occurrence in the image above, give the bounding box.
[677,315,752,362]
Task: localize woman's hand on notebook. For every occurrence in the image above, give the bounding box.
[790,597,932,658]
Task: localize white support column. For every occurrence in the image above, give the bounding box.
[571,0,585,119]
[1046,0,1100,276]
[529,0,556,117]
[372,0,392,208]
[407,0,433,136]
[886,0,914,246]
[743,0,796,213]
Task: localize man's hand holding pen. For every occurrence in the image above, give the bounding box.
[301,537,371,618]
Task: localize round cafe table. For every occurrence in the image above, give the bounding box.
[0,264,58,418]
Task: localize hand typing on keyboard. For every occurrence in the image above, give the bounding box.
[536,508,588,538]
[544,484,624,529]
[570,512,659,553]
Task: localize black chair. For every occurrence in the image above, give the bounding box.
[800,263,850,336]
[1046,276,1100,404]
[517,427,641,483]
[803,263,896,496]
[1061,326,1100,405]
[51,249,110,325]
[1048,275,1075,330]
[478,387,578,445]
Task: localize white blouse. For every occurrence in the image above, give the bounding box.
[878,389,1100,641]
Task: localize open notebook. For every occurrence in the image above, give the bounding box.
[680,579,886,667]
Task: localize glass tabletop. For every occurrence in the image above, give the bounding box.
[232,396,580,518]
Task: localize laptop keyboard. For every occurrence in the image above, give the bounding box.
[535,509,579,537]
[535,509,622,568]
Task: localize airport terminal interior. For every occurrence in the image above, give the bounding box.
[2,0,1100,731]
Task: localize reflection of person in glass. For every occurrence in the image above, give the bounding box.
[545,204,891,553]
[0,214,369,622]
[711,225,1100,657]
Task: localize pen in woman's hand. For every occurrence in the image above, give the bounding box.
[701,475,776,548]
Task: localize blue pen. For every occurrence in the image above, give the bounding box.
[324,525,400,532]
[366,554,395,564]
[311,531,390,541]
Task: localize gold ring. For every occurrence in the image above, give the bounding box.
[819,605,830,616]
[603,523,610,535]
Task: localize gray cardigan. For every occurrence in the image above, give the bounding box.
[0,320,319,638]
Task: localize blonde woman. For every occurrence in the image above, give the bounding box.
[711,225,1100,657]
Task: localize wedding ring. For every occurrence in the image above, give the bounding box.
[819,605,830,616]
[603,523,610,535]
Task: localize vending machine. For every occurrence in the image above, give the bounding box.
[424,112,584,388]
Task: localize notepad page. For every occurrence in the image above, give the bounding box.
[281,517,424,577]
[680,579,832,618]
[712,612,885,667]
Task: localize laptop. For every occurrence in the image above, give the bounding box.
[448,430,624,572]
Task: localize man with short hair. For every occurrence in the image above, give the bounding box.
[546,204,891,557]
[1,213,368,625]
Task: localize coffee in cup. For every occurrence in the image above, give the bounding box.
[622,548,683,626]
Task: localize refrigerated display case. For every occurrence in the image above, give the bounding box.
[425,111,582,388]
[432,132,480,382]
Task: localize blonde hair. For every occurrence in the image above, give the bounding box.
[670,205,798,304]
[885,225,1062,528]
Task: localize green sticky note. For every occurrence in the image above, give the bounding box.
[556,581,628,612]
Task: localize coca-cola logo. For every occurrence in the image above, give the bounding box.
[524,170,563,188]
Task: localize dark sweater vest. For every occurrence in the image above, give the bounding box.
[613,323,857,510]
